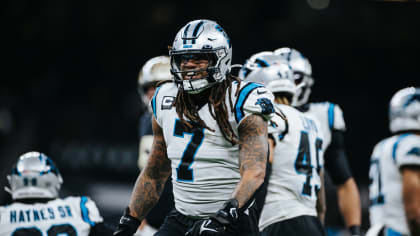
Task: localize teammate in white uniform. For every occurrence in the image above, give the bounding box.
[274,47,362,236]
[113,19,275,236]
[367,87,420,236]
[0,151,112,236]
[243,60,326,235]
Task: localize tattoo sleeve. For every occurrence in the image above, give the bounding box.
[128,118,171,220]
[232,114,268,208]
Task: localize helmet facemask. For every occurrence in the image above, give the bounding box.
[171,49,227,94]
[292,71,314,107]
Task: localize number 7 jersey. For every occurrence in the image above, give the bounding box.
[151,81,274,218]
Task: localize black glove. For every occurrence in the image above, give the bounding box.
[185,199,239,236]
[349,225,362,236]
[113,207,141,236]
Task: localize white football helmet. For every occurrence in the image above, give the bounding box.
[5,151,63,200]
[244,63,296,102]
[138,56,172,106]
[239,51,285,80]
[389,87,420,133]
[138,56,172,87]
[274,47,314,106]
[169,19,232,94]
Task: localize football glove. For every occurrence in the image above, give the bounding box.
[113,207,141,236]
[185,199,239,236]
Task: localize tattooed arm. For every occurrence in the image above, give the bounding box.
[128,118,171,220]
[231,114,268,208]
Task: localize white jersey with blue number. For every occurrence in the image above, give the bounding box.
[0,196,103,236]
[259,104,324,231]
[151,81,274,218]
[303,102,346,151]
[369,133,420,235]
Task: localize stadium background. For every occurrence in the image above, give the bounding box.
[1,0,419,232]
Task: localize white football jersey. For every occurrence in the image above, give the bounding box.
[303,102,346,150]
[0,196,103,236]
[151,81,274,218]
[259,104,324,231]
[369,133,420,235]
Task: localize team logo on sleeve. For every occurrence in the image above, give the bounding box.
[162,96,175,110]
[255,98,274,115]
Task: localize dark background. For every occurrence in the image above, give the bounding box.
[1,0,419,231]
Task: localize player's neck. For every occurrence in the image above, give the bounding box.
[187,87,212,110]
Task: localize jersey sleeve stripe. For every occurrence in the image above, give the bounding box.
[80,196,96,226]
[328,103,335,129]
[234,82,262,123]
[392,133,412,161]
[151,86,161,119]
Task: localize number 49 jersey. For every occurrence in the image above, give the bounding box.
[369,134,420,235]
[0,196,103,236]
[151,81,274,218]
[259,104,324,231]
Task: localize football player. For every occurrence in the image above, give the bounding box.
[0,151,113,236]
[275,47,362,236]
[367,87,420,236]
[136,55,174,236]
[244,62,326,235]
[113,19,276,236]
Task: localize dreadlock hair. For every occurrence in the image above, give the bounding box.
[175,74,242,145]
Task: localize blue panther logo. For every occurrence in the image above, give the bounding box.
[255,98,274,115]
[407,147,420,157]
[403,94,420,107]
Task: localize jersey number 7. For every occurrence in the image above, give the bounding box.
[173,119,204,182]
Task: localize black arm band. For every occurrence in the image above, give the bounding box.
[349,225,361,236]
[324,130,353,185]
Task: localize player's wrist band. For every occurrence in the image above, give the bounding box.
[349,225,361,236]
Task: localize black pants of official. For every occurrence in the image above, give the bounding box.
[261,215,326,236]
[154,207,260,236]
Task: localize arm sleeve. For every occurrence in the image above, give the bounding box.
[267,107,288,141]
[324,130,353,185]
[150,86,162,126]
[326,103,346,131]
[79,196,104,226]
[234,83,275,125]
[396,136,420,169]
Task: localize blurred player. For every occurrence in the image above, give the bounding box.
[0,151,113,236]
[367,87,420,236]
[244,62,326,235]
[113,19,275,236]
[136,56,174,235]
[275,47,362,236]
